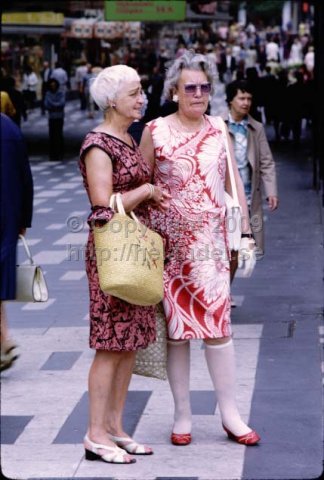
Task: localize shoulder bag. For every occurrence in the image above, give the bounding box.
[219,118,242,251]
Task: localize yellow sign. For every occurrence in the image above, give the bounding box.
[2,12,64,25]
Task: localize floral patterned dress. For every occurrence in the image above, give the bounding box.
[147,115,231,340]
[79,131,156,351]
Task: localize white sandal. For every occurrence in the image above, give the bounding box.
[109,434,154,455]
[84,434,136,464]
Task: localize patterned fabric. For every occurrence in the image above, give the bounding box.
[79,131,156,351]
[147,115,231,340]
[228,113,251,203]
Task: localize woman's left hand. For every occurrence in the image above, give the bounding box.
[238,237,256,277]
[150,186,171,211]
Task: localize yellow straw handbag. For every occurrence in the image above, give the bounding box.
[93,193,164,306]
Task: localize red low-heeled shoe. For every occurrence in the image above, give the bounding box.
[222,424,260,445]
[171,432,192,446]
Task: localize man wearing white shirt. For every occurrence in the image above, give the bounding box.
[22,66,38,111]
[51,62,69,93]
[265,38,280,62]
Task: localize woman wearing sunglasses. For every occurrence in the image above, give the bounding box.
[140,50,260,446]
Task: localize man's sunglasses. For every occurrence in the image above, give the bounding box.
[183,83,211,95]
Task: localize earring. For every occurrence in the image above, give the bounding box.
[172,94,178,103]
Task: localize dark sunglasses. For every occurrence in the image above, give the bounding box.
[183,83,211,95]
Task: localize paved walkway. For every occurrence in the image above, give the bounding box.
[1,103,323,480]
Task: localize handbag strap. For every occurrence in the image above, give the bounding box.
[19,234,34,265]
[112,192,139,224]
[218,118,239,205]
[109,193,116,209]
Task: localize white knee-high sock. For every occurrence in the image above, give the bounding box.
[167,339,192,434]
[204,339,251,436]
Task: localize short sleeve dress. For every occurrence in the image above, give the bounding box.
[147,115,232,340]
[79,132,156,351]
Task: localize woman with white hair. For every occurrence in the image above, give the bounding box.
[140,50,260,446]
[79,64,170,464]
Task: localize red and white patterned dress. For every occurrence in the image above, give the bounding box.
[147,115,231,340]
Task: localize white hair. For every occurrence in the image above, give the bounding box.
[90,65,140,111]
[163,49,218,101]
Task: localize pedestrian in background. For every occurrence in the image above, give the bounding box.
[140,50,260,446]
[285,70,307,146]
[223,79,278,286]
[75,60,88,111]
[40,60,53,115]
[22,65,38,111]
[0,113,33,372]
[218,45,237,84]
[51,62,69,94]
[44,78,65,161]
[83,64,102,119]
[1,76,27,127]
[0,90,16,119]
[79,65,169,464]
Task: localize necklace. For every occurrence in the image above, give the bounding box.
[174,113,205,133]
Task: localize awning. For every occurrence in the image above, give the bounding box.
[2,25,65,34]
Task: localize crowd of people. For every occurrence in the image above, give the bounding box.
[1,20,315,149]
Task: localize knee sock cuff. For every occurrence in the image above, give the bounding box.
[167,339,189,346]
[204,338,233,349]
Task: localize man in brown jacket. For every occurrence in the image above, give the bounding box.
[223,80,279,291]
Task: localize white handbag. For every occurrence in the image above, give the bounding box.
[15,235,49,302]
[219,119,242,251]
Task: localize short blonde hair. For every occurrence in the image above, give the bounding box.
[163,49,217,101]
[90,65,140,111]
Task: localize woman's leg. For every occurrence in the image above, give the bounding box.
[48,119,56,160]
[104,351,153,454]
[0,302,19,371]
[105,350,136,436]
[167,339,192,434]
[204,337,252,436]
[87,350,132,458]
[58,118,64,159]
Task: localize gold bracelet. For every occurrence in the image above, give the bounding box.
[145,183,154,200]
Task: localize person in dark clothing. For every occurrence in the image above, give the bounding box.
[0,113,33,371]
[2,76,27,127]
[144,65,165,122]
[40,61,53,115]
[260,66,277,126]
[273,69,289,141]
[285,71,306,145]
[218,46,236,84]
[245,67,262,122]
[44,78,65,160]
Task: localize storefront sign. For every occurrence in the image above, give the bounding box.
[94,21,141,40]
[71,20,94,38]
[104,1,186,21]
[2,12,64,25]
